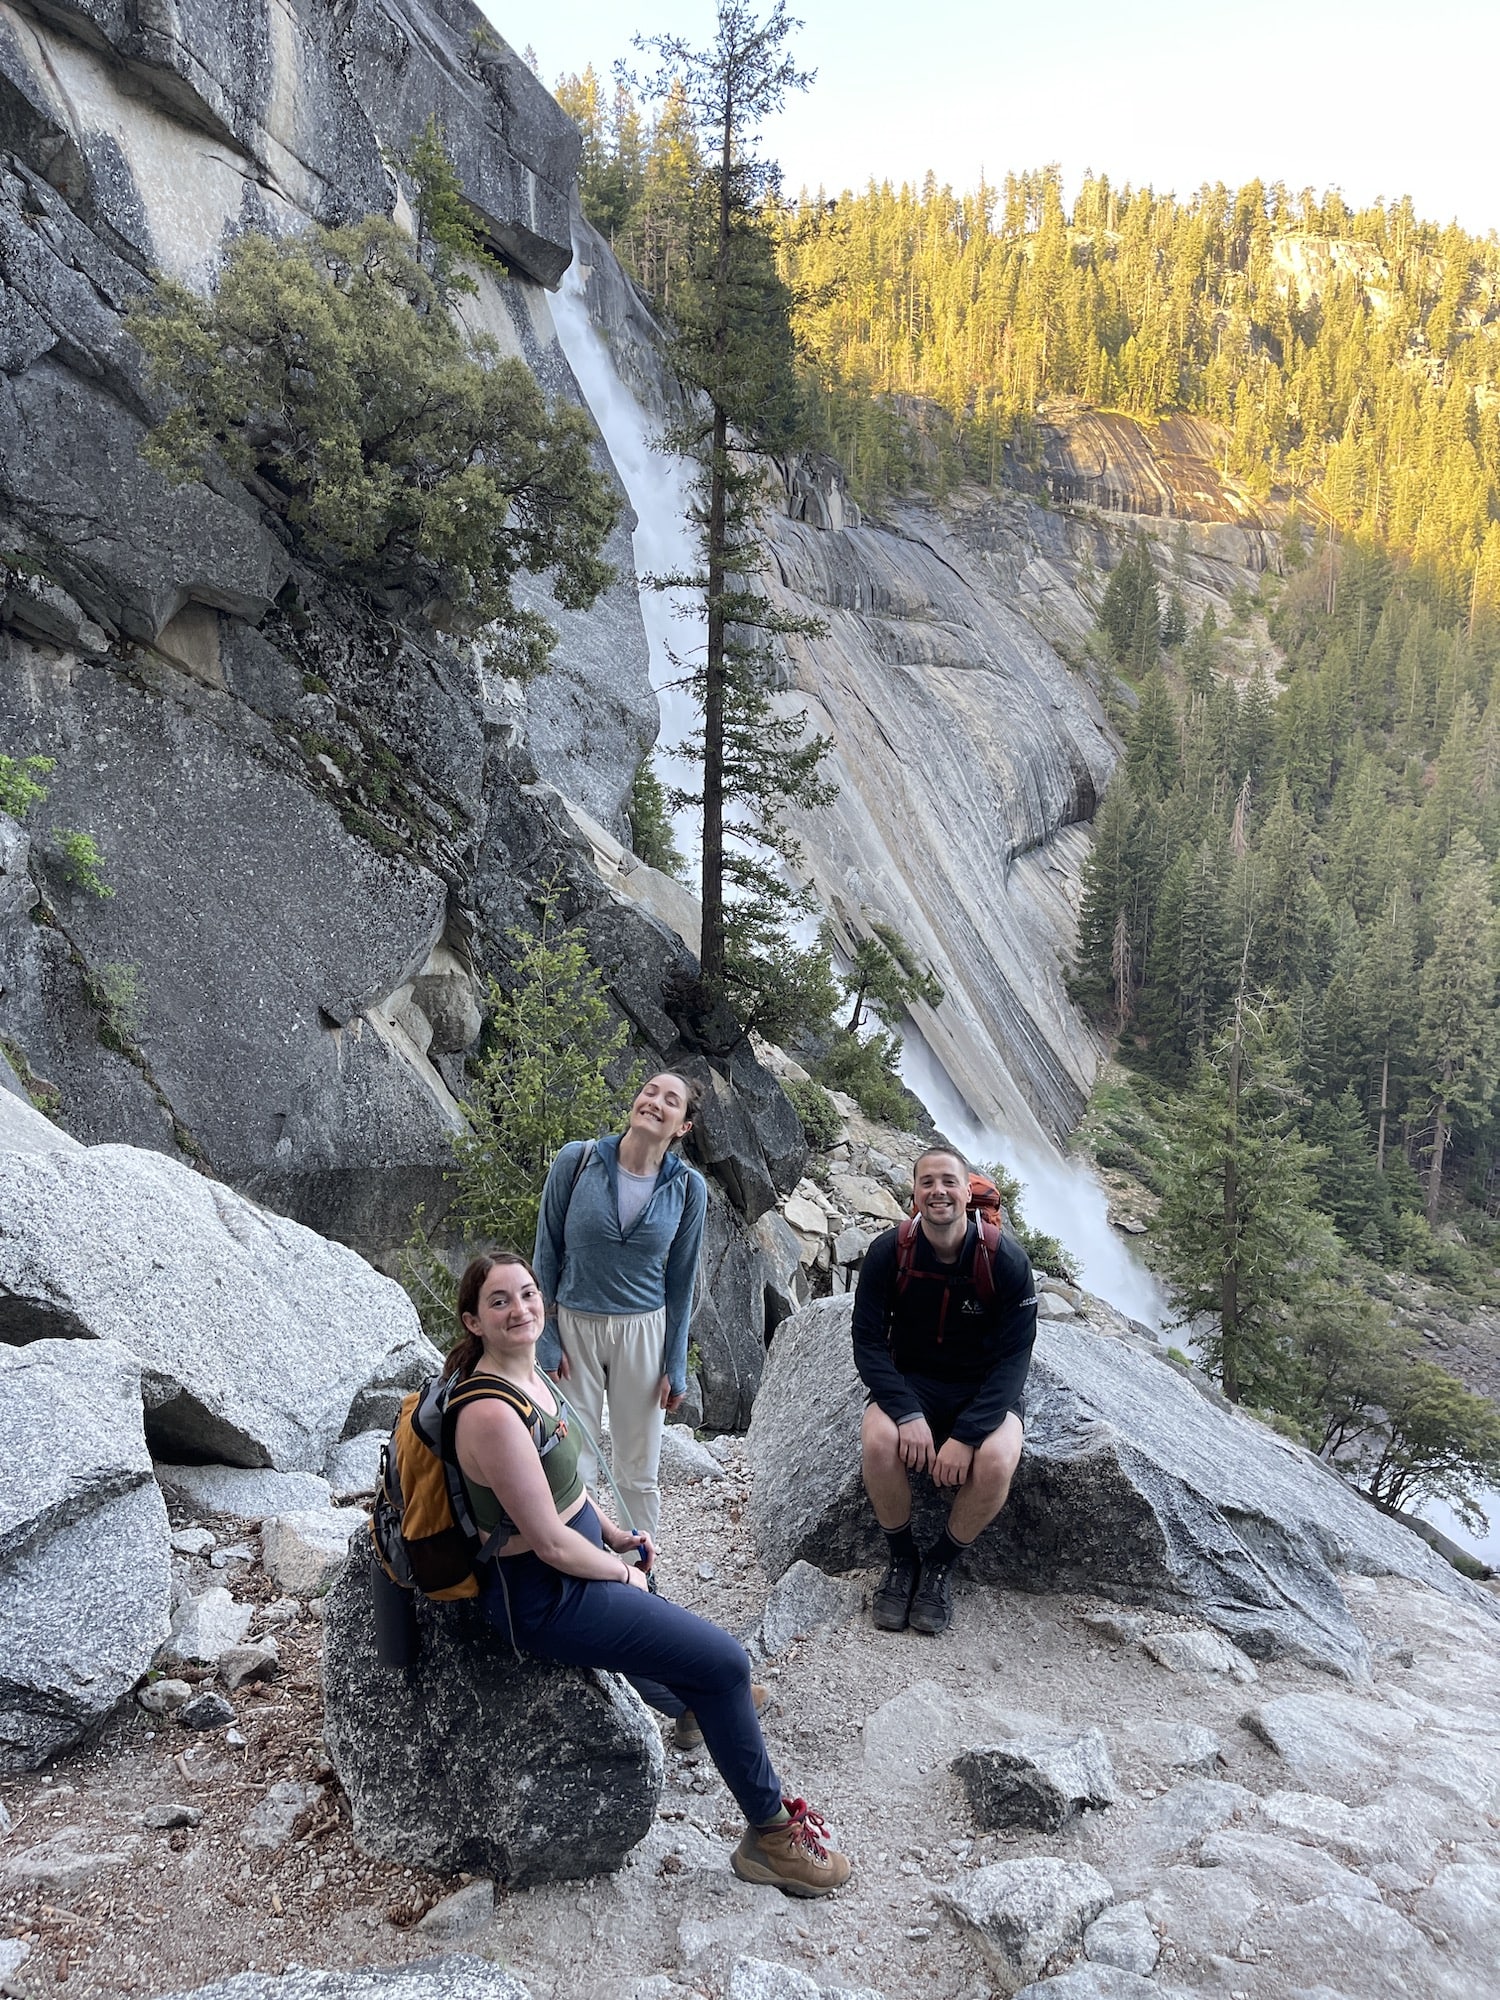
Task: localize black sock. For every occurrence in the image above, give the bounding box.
[927,1525,971,1570]
[885,1520,917,1563]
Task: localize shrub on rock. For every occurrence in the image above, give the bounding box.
[129,218,618,678]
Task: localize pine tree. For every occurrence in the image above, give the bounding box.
[1151,994,1334,1405]
[1099,534,1161,671]
[1235,665,1278,793]
[1358,1353,1500,1534]
[842,921,944,1033]
[1247,781,1319,992]
[1072,775,1142,1020]
[1416,832,1499,1220]
[1160,588,1189,650]
[1304,1087,1390,1250]
[1354,882,1418,1173]
[1124,670,1182,800]
[632,4,834,1017]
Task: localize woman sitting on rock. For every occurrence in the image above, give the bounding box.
[532,1071,708,1548]
[449,1249,850,1898]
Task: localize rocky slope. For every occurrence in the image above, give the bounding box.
[1,0,1284,1271]
[4,1288,1498,2000]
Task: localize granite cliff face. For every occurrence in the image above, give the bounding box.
[0,0,802,1360]
[763,461,1278,1140]
[573,220,1272,1145]
[0,2,1268,1378]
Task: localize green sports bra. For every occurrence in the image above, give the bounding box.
[460,1383,585,1539]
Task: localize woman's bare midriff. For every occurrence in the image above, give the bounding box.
[495,1488,590,1561]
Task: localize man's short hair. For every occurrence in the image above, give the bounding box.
[913,1142,970,1180]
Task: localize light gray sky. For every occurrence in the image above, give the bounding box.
[482,1,1500,236]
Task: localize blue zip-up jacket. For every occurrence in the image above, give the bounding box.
[532,1134,708,1395]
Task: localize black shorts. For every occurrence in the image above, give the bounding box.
[871,1374,1025,1446]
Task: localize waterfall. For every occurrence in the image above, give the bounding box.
[899,1029,1171,1330]
[552,238,1170,1335]
[550,256,703,868]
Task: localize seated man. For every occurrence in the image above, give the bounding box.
[852,1146,1038,1635]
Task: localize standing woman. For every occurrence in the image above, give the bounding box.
[532,1070,708,1544]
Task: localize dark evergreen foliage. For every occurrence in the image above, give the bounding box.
[1073,534,1500,1265]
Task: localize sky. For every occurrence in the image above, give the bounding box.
[481,0,1500,237]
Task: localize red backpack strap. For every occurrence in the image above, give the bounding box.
[970,1214,1000,1307]
[894,1216,920,1293]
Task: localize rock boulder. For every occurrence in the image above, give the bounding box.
[938,1858,1115,1993]
[153,1964,533,2000]
[746,1296,1498,1678]
[0,1129,438,1468]
[953,1728,1118,1832]
[0,1339,171,1772]
[323,1538,663,1885]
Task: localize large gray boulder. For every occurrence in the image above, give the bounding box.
[0,1128,438,1468]
[746,1296,1498,1678]
[323,1537,663,1885]
[0,1339,170,1772]
[154,1964,532,2000]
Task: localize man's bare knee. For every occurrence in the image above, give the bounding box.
[972,1417,1023,1505]
[861,1402,902,1470]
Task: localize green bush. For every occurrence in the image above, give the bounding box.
[405,115,494,299]
[129,216,618,677]
[91,961,145,1047]
[52,829,113,898]
[814,1028,919,1130]
[400,881,642,1335]
[0,1034,61,1116]
[785,1077,841,1151]
[0,753,54,820]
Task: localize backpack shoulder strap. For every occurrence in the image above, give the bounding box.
[564,1139,597,1216]
[894,1216,920,1293]
[970,1214,1000,1308]
[439,1377,546,1463]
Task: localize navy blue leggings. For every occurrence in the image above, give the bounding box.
[479,1502,783,1826]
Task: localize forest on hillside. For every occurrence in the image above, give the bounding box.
[560,67,1500,634]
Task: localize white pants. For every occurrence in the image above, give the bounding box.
[557,1304,668,1542]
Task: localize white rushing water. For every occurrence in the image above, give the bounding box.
[550,255,703,868]
[553,241,1172,1338]
[899,1029,1172,1331]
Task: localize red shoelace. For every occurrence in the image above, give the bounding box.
[780,1798,833,1858]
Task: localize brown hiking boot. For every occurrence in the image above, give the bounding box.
[675,1682,767,1750]
[731,1797,851,1897]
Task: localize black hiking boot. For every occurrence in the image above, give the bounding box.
[908,1557,955,1635]
[871,1552,919,1631]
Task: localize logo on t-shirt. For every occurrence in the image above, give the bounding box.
[960,1297,985,1316]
